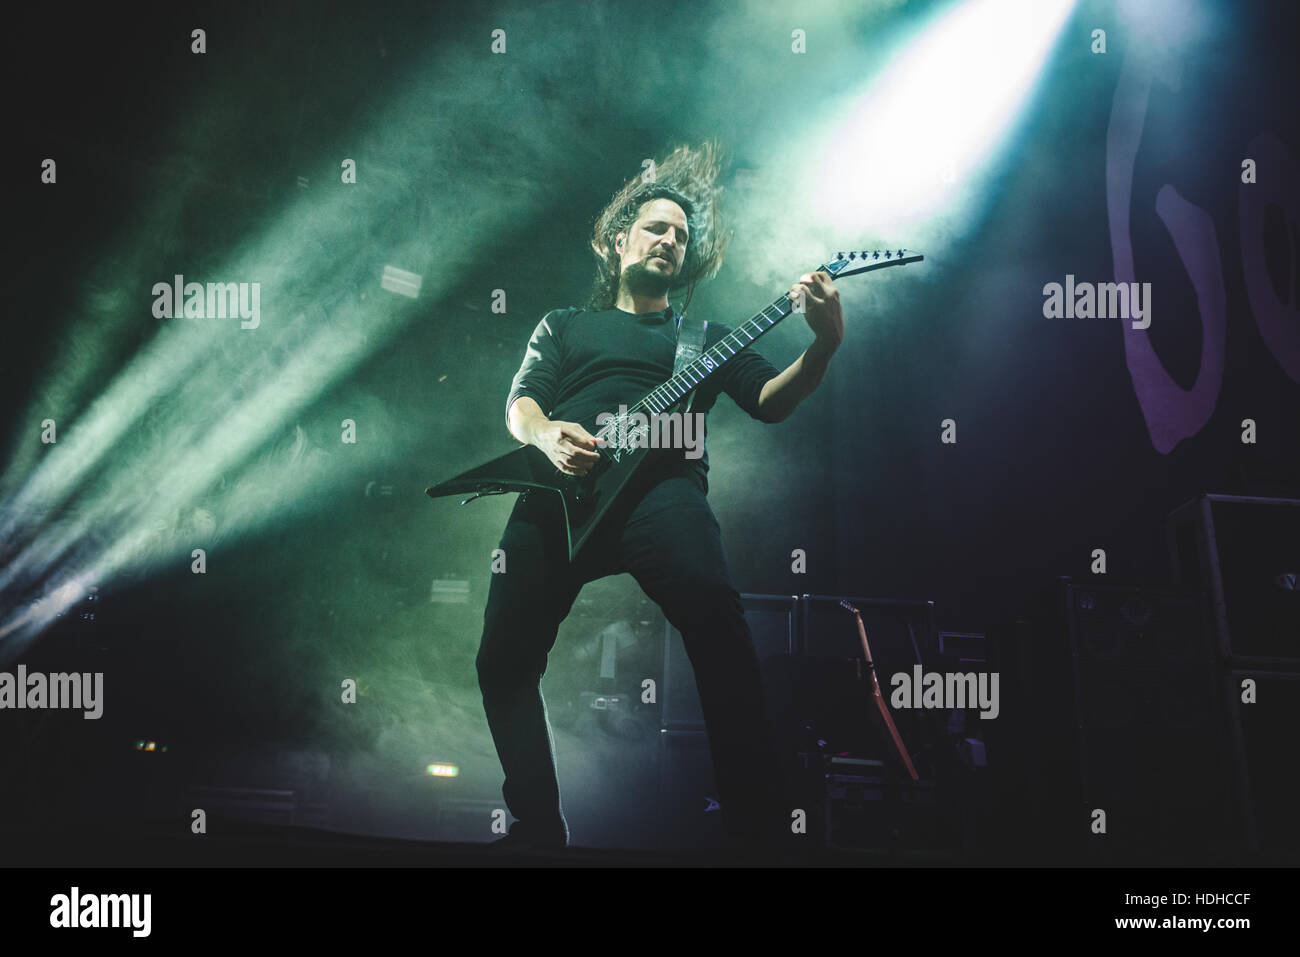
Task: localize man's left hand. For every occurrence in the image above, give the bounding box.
[788,271,844,348]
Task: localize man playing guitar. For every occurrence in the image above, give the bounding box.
[478,142,844,850]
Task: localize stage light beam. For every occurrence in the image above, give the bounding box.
[813,0,1078,234]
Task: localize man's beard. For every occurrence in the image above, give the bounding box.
[621,259,674,299]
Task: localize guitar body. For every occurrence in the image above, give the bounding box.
[424,435,654,562]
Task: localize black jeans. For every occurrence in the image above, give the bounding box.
[475,464,789,846]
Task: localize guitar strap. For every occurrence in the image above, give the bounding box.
[671,309,708,412]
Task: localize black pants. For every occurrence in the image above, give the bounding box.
[475,465,789,846]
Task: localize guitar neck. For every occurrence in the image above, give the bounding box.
[624,248,923,417]
[630,289,803,417]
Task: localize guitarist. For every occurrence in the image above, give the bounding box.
[480,143,844,850]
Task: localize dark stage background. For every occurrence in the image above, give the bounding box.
[2,0,1297,867]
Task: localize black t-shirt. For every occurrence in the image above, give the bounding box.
[506,305,781,482]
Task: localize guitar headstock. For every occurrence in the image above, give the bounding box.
[823,248,923,279]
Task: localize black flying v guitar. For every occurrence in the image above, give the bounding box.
[426,248,923,561]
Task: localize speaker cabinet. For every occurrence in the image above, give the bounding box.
[1017,580,1241,862]
[657,595,797,848]
[1225,668,1300,860]
[655,730,726,849]
[661,593,797,731]
[1168,495,1300,666]
[799,594,938,663]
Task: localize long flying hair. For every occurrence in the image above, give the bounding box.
[585,141,731,314]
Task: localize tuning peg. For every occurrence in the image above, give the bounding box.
[848,251,857,259]
[836,251,845,259]
[873,250,879,259]
[896,249,904,257]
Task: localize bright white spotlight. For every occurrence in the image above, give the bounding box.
[814,0,1077,233]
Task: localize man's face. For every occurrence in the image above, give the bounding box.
[615,198,689,298]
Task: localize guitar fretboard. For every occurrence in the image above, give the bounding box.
[632,291,801,417]
[620,248,921,419]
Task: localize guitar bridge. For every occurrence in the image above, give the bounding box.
[459,485,508,505]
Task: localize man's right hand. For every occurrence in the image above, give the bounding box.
[535,420,602,476]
